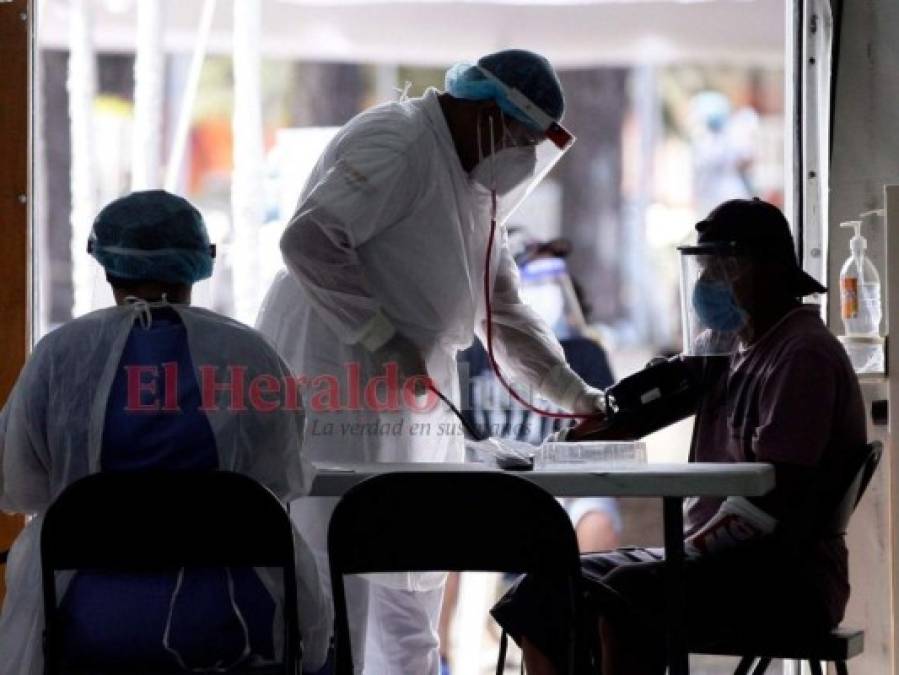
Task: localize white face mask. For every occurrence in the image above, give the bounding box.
[470,146,538,196]
[520,282,567,334]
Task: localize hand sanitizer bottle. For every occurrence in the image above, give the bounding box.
[838,217,885,373]
[840,220,882,337]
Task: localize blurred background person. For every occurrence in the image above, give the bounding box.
[689,90,758,218]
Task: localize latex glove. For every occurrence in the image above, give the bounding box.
[684,496,777,557]
[572,386,608,416]
[543,388,607,443]
[543,426,571,443]
[370,332,431,396]
[541,365,606,416]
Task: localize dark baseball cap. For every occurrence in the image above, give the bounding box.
[693,198,826,296]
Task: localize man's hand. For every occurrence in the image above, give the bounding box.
[684,497,777,557]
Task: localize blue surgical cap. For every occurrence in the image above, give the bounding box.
[691,91,731,133]
[445,49,564,131]
[88,190,214,285]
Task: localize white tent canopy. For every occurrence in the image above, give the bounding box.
[38,0,784,67]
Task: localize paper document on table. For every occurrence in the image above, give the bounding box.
[535,441,647,468]
[313,463,358,474]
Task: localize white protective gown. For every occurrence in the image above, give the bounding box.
[255,88,589,674]
[0,304,332,675]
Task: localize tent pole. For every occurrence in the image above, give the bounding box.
[163,0,216,193]
[68,0,97,317]
[230,0,265,323]
[132,0,164,190]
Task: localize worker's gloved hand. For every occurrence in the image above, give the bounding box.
[572,386,607,416]
[543,426,572,443]
[541,365,607,417]
[370,332,431,396]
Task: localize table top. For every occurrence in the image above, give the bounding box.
[310,461,775,498]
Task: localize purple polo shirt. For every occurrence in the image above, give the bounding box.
[686,305,866,620]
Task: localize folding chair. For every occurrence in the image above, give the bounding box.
[41,470,302,675]
[694,441,883,674]
[327,471,583,675]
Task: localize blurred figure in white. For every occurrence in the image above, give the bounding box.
[690,91,758,217]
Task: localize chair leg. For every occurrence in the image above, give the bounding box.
[808,660,824,675]
[734,656,755,675]
[835,661,849,675]
[751,657,771,675]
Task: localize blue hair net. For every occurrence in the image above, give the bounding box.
[691,91,731,133]
[445,49,564,131]
[88,190,214,285]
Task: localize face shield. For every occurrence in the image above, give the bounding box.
[678,244,754,356]
[471,67,575,225]
[518,257,586,340]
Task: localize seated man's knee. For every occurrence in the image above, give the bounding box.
[602,560,662,601]
[576,512,619,553]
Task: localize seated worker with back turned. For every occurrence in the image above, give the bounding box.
[491,198,866,675]
[0,191,331,674]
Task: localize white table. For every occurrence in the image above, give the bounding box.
[311,461,775,675]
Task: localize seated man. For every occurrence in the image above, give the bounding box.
[491,198,866,675]
[0,191,331,674]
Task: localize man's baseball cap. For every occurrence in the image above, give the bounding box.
[694,198,826,296]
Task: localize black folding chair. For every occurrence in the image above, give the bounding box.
[327,471,583,675]
[41,471,302,675]
[695,441,883,674]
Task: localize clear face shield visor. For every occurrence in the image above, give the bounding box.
[678,244,754,356]
[474,67,576,225]
[517,257,587,339]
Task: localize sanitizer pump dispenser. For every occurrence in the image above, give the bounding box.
[840,220,882,336]
[838,217,884,373]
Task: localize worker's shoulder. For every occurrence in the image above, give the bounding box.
[338,96,432,156]
[177,307,290,369]
[35,307,126,353]
[178,306,272,345]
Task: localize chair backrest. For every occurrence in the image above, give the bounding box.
[41,470,300,674]
[826,440,883,535]
[327,471,581,675]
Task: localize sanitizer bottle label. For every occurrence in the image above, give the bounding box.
[841,277,859,319]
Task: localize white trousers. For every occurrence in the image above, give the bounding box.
[291,498,444,675]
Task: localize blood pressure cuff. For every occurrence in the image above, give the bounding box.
[570,355,727,441]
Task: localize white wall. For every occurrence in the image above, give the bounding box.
[829,1,899,672]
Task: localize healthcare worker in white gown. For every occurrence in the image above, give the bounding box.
[255,49,606,674]
[0,191,331,675]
